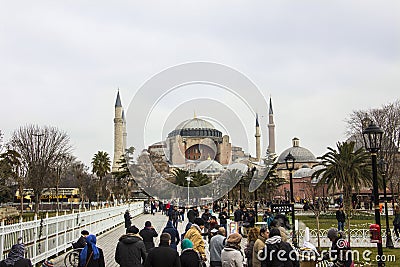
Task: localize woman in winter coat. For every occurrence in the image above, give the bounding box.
[79,235,105,267]
[252,227,269,267]
[180,239,203,267]
[162,220,180,250]
[221,233,244,267]
[244,228,259,267]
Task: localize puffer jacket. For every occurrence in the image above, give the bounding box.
[115,234,147,267]
[261,236,299,267]
[184,224,206,260]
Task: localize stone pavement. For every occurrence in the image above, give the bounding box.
[52,212,223,267]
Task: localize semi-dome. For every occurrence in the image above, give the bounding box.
[277,138,317,164]
[293,166,312,178]
[168,117,222,138]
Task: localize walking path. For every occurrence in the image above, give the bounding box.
[52,212,226,267]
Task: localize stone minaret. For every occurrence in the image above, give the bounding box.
[122,110,127,151]
[255,113,261,161]
[112,90,124,172]
[267,97,276,154]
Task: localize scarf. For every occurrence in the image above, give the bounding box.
[4,243,25,266]
[79,235,100,266]
[266,236,282,245]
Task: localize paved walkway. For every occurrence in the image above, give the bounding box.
[53,212,229,267]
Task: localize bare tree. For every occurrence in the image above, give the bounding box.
[10,125,72,214]
[346,100,400,203]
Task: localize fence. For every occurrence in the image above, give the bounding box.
[0,201,144,265]
[297,228,400,248]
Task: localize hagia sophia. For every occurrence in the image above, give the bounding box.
[111,91,325,201]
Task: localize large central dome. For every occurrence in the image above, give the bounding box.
[168,117,222,138]
[175,118,216,130]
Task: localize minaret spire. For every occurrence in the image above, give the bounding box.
[255,113,261,161]
[268,96,276,154]
[113,90,125,172]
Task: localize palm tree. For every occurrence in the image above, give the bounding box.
[171,168,190,186]
[91,151,111,203]
[312,141,372,244]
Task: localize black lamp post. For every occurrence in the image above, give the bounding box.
[362,122,384,267]
[379,159,394,248]
[285,152,297,248]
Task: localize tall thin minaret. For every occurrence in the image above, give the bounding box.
[267,97,276,154]
[255,113,261,161]
[122,110,127,151]
[112,90,124,172]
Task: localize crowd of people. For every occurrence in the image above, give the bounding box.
[0,204,359,267]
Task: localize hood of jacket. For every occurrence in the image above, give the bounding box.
[119,234,142,244]
[165,220,174,228]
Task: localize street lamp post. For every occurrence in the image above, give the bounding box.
[379,159,394,248]
[363,122,385,267]
[186,176,192,207]
[285,152,297,248]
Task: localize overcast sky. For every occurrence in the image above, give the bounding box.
[1,1,399,167]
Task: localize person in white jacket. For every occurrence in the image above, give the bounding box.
[220,233,244,267]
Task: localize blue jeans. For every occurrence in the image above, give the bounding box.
[338,221,345,231]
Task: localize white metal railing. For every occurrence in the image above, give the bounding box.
[0,202,143,265]
[297,228,400,248]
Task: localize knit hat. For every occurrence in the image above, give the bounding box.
[42,259,54,267]
[181,239,193,250]
[227,233,242,244]
[327,228,338,239]
[81,230,89,236]
[194,218,205,226]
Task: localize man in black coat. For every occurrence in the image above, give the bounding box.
[139,221,158,252]
[336,207,346,231]
[218,207,228,231]
[144,233,181,267]
[187,207,199,224]
[115,225,147,267]
[124,210,132,229]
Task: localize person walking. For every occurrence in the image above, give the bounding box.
[393,205,400,239]
[201,208,212,236]
[252,227,268,267]
[115,225,147,267]
[79,235,105,267]
[163,220,180,250]
[170,206,180,229]
[187,207,199,223]
[219,207,228,231]
[244,228,259,267]
[144,233,181,267]
[234,206,244,235]
[124,210,132,229]
[209,227,227,267]
[336,206,345,231]
[261,228,299,267]
[0,241,32,267]
[221,233,245,267]
[180,239,204,267]
[184,218,207,261]
[139,221,158,252]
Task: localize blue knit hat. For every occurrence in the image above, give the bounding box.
[181,239,193,250]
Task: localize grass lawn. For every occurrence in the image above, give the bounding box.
[326,247,400,267]
[297,212,395,230]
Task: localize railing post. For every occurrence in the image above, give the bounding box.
[45,213,49,255]
[0,220,5,260]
